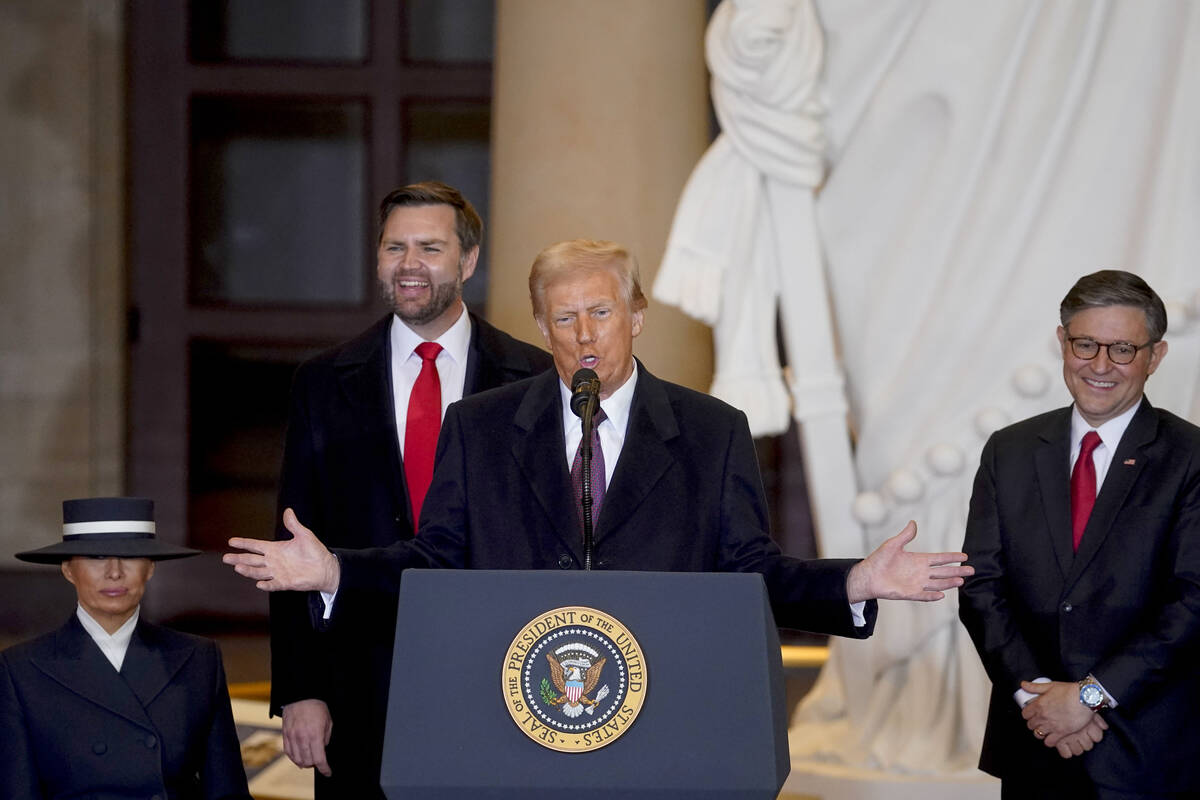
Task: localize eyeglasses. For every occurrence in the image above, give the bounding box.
[1065,335,1154,365]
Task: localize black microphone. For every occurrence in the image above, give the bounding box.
[570,368,602,570]
[570,368,601,418]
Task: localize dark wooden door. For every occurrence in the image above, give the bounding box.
[127,0,495,619]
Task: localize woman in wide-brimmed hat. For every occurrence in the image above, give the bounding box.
[0,497,250,800]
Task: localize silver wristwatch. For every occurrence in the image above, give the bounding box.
[1078,675,1110,711]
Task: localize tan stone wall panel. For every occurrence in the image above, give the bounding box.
[0,1,123,563]
[490,0,714,391]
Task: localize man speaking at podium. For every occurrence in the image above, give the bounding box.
[228,239,970,657]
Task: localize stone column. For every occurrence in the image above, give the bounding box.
[0,1,124,566]
[488,0,713,391]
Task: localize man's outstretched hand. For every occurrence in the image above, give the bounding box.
[845,520,973,604]
[223,508,340,594]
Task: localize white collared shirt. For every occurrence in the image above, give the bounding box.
[389,303,473,454]
[76,604,139,672]
[557,361,638,486]
[1068,399,1141,492]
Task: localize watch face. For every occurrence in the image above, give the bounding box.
[1081,684,1104,708]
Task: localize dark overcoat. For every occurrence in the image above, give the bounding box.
[269,312,552,798]
[337,363,876,638]
[0,615,249,800]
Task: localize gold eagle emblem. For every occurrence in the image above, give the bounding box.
[546,653,607,718]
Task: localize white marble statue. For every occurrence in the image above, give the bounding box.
[657,0,1200,779]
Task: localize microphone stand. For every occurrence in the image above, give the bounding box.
[579,392,598,571]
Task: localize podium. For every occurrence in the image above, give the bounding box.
[381,570,789,798]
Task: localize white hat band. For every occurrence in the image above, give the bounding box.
[63,520,156,536]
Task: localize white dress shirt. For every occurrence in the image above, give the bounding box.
[1067,400,1140,495]
[557,361,638,484]
[76,604,139,672]
[389,304,473,452]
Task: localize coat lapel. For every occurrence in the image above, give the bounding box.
[31,615,155,731]
[1064,400,1157,590]
[1033,410,1075,579]
[463,312,495,396]
[512,370,582,561]
[121,621,194,709]
[464,312,540,395]
[335,315,409,526]
[597,365,678,539]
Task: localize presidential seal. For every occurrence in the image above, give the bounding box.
[502,606,647,753]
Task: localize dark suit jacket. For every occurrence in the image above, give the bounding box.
[0,614,248,800]
[959,399,1200,792]
[269,312,551,797]
[337,363,876,638]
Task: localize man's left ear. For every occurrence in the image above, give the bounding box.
[631,309,644,338]
[1148,339,1168,374]
[147,561,156,580]
[460,246,480,282]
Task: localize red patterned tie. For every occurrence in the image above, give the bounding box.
[1070,431,1102,551]
[571,408,607,532]
[404,342,443,533]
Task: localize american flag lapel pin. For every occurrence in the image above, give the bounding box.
[1123,458,1136,466]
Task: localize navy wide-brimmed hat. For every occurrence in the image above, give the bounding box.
[15,497,201,564]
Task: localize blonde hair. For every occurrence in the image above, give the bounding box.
[529,239,647,318]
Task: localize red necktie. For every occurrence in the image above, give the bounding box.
[571,408,607,533]
[404,342,443,533]
[1070,430,1102,551]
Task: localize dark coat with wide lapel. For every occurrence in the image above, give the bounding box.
[268,312,551,797]
[337,362,876,637]
[959,399,1200,792]
[0,614,248,799]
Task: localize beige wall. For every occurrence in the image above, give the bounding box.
[0,1,124,563]
[489,0,714,391]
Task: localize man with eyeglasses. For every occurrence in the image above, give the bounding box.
[959,270,1200,798]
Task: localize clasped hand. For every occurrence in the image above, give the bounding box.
[1020,680,1108,758]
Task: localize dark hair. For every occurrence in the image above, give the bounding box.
[377,181,483,253]
[1060,270,1168,342]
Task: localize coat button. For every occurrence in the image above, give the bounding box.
[92,742,106,755]
[1062,602,1073,612]
[557,554,573,569]
[145,734,158,748]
